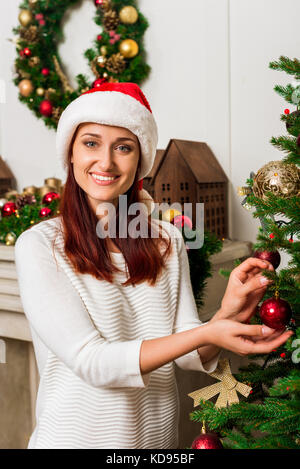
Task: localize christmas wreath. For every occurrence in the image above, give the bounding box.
[12,0,150,130]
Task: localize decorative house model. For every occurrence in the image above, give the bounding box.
[143,139,228,239]
[0,156,16,197]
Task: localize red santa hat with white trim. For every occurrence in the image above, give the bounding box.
[56,81,158,214]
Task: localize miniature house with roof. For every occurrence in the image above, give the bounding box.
[143,139,228,239]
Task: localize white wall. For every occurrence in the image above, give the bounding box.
[0,0,299,247]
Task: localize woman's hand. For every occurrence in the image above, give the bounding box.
[211,257,274,324]
[205,319,293,356]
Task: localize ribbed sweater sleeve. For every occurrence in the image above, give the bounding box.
[172,228,221,373]
[14,228,150,389]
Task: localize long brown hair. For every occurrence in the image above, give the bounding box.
[54,125,173,287]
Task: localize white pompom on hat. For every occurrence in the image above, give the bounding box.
[56,81,158,214]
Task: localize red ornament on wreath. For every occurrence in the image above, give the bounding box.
[41,68,50,76]
[92,77,107,89]
[259,293,292,330]
[39,100,53,117]
[253,250,281,270]
[2,202,17,217]
[42,192,60,204]
[191,423,223,450]
[23,47,32,57]
[39,207,52,217]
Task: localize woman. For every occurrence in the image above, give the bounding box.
[15,82,293,449]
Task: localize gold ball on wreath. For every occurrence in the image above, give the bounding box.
[28,0,38,8]
[96,55,106,67]
[100,45,108,56]
[119,39,139,58]
[36,87,45,96]
[252,160,300,200]
[18,79,34,97]
[5,232,17,246]
[18,9,33,27]
[119,6,138,24]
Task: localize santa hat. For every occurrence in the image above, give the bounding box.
[56,81,158,214]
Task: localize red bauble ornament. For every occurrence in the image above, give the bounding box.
[172,215,193,229]
[94,0,105,6]
[41,68,50,76]
[269,233,275,239]
[23,47,32,57]
[42,192,60,204]
[92,77,107,89]
[39,207,52,217]
[2,202,17,217]
[259,296,292,330]
[253,249,281,269]
[97,34,103,41]
[284,109,290,115]
[39,100,53,117]
[191,432,223,449]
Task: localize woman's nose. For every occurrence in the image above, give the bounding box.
[96,146,115,170]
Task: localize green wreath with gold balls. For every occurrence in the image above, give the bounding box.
[12,0,151,130]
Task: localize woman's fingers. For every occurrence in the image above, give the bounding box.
[233,258,274,283]
[247,330,294,354]
[240,272,273,295]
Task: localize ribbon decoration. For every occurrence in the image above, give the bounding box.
[188,358,252,409]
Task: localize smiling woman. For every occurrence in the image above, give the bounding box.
[14,81,293,450]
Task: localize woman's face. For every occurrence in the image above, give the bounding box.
[71,122,140,215]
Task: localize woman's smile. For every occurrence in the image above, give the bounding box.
[89,172,121,186]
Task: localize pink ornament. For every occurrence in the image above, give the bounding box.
[109,39,115,44]
[109,30,115,37]
[173,215,193,229]
[114,34,120,41]
[42,192,60,204]
[39,207,52,218]
[35,13,44,20]
[39,19,46,26]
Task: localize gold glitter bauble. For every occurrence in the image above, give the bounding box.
[119,6,138,24]
[18,79,33,97]
[162,209,182,222]
[5,232,17,246]
[18,9,33,27]
[100,45,108,56]
[119,39,139,58]
[252,160,300,200]
[36,87,45,96]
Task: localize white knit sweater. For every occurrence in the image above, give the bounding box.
[14,216,220,449]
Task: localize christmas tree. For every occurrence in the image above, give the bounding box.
[189,56,300,449]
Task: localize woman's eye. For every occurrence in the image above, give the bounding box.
[84,141,97,148]
[117,145,131,152]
